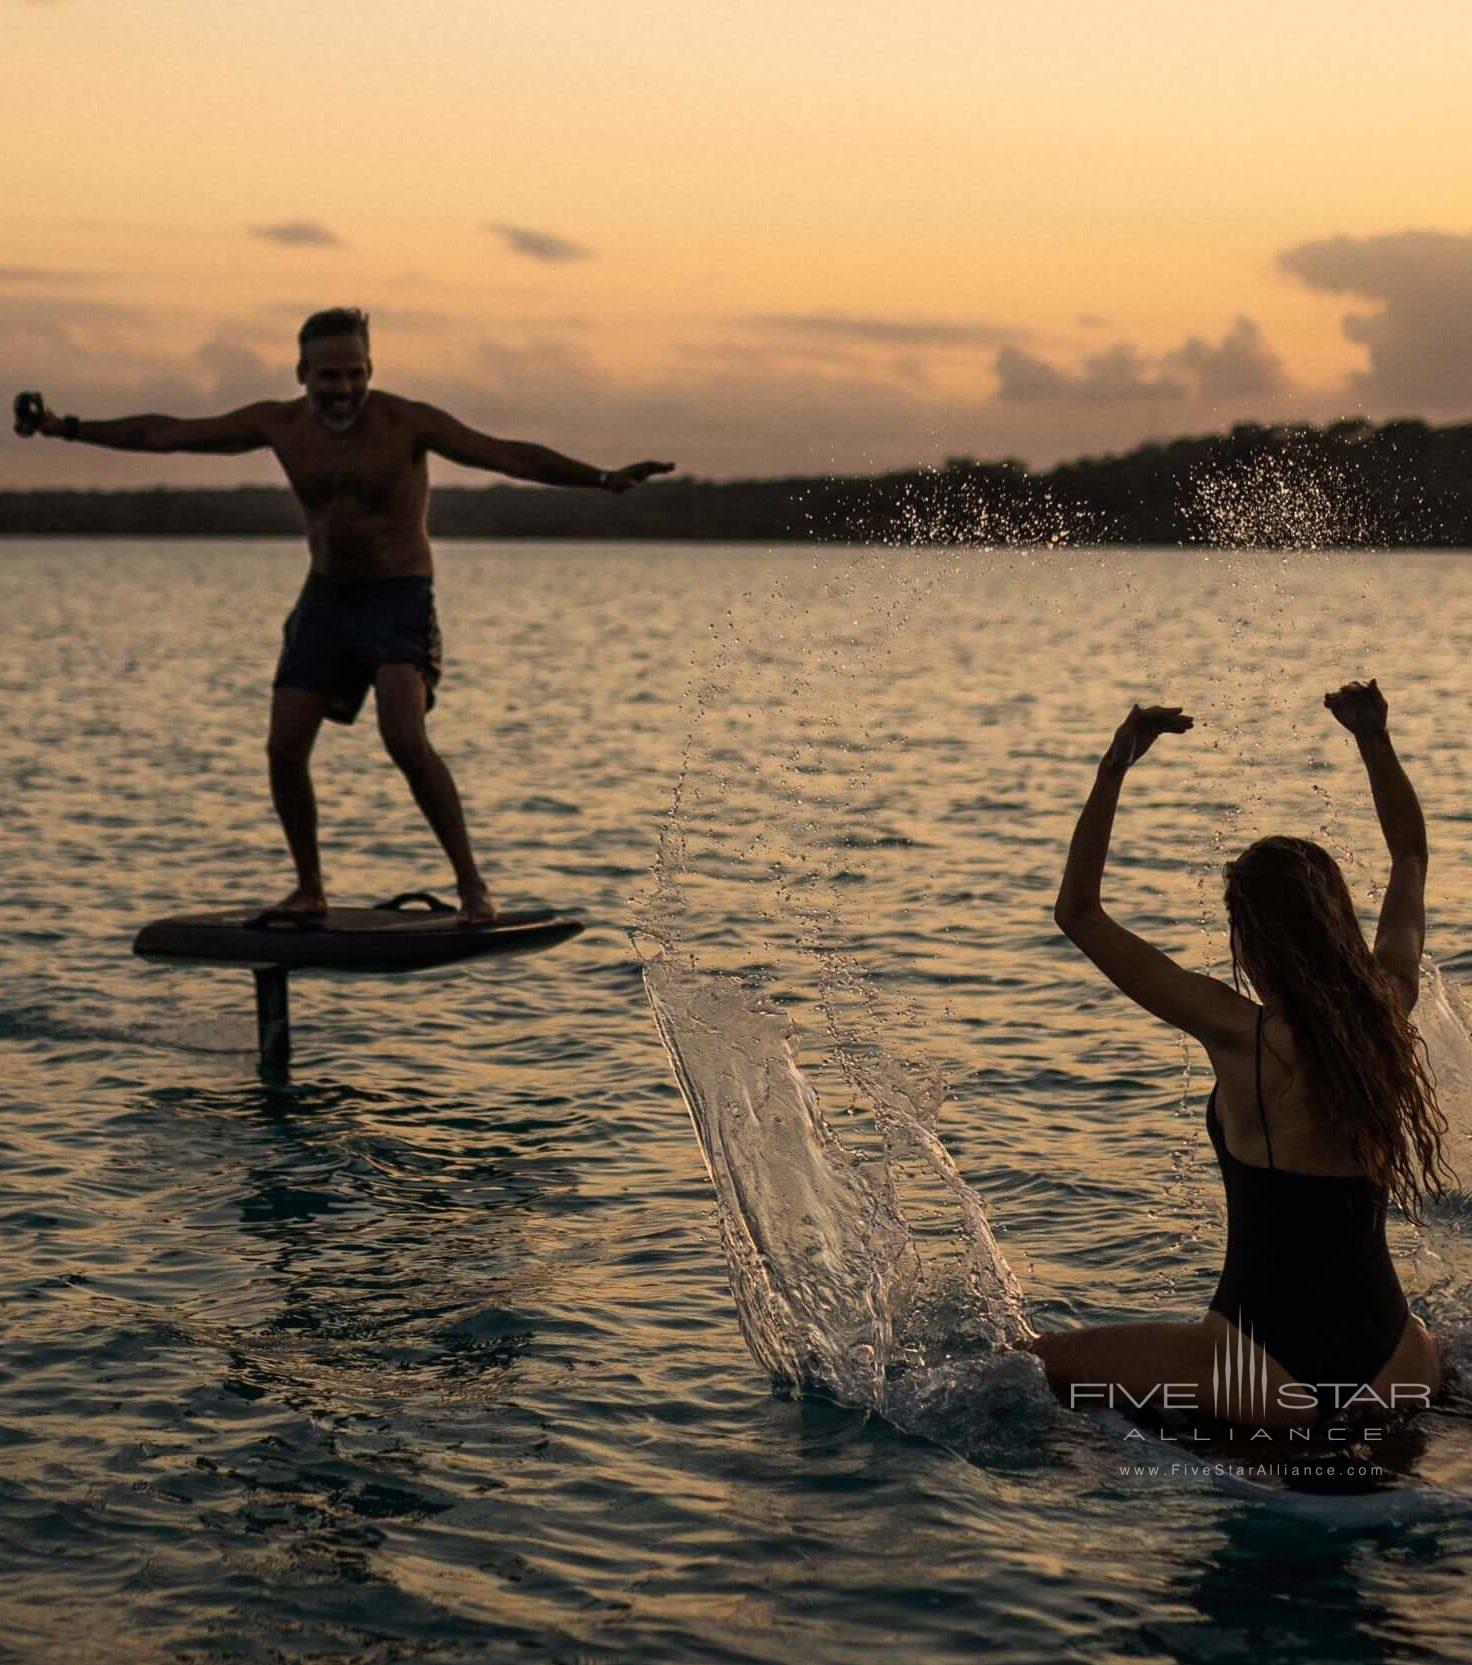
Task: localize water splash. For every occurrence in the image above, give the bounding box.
[795,461,1103,551]
[630,501,1092,1448]
[1184,434,1415,551]
[1415,957,1472,1202]
[643,952,1051,1456]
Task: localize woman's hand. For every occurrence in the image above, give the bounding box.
[1101,704,1193,773]
[1324,678,1388,740]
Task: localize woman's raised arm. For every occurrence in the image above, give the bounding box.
[1055,705,1251,1046]
[1325,678,1427,1010]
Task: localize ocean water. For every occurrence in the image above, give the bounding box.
[5,538,1472,1663]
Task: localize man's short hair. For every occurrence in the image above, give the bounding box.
[297,308,370,359]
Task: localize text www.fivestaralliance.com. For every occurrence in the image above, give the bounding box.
[1121,1463,1389,1479]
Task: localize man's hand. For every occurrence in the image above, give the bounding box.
[1324,678,1389,740]
[1101,704,1193,773]
[603,460,675,493]
[12,392,57,437]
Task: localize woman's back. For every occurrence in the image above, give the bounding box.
[1211,1008,1373,1178]
[1207,1006,1408,1397]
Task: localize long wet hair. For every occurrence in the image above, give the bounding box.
[1224,835,1452,1221]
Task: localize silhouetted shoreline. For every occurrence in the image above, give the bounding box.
[3,418,1468,546]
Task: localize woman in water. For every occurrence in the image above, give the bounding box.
[1031,679,1452,1428]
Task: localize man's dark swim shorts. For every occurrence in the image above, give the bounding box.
[274,573,443,725]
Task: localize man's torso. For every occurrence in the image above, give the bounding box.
[266,392,434,580]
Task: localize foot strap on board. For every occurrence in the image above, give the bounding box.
[373,892,456,914]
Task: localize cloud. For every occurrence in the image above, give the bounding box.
[368,306,456,332]
[1163,316,1285,399]
[485,224,593,263]
[1,299,1299,489]
[995,341,1187,403]
[0,299,296,486]
[0,278,1356,489]
[307,326,1298,484]
[191,337,281,403]
[0,293,157,353]
[743,312,1023,347]
[993,318,1286,409]
[250,220,343,248]
[1277,229,1472,410]
[0,266,110,285]
[428,334,965,475]
[1077,312,1109,329]
[0,305,1011,486]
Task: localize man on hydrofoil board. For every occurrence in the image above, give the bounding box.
[15,308,673,922]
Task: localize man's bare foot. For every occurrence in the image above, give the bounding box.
[274,884,328,915]
[458,883,498,925]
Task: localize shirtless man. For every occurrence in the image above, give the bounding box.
[16,307,673,922]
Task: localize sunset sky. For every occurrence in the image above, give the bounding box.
[7,0,1472,486]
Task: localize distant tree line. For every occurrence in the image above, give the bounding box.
[2,418,1467,546]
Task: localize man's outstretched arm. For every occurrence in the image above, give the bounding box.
[18,396,276,454]
[413,403,673,492]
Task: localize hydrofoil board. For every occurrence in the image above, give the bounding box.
[134,891,583,973]
[131,892,585,1071]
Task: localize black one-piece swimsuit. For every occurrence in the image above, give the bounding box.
[1206,1008,1409,1392]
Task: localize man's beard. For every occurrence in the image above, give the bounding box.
[314,393,366,432]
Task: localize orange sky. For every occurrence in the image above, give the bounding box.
[6,0,1472,485]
